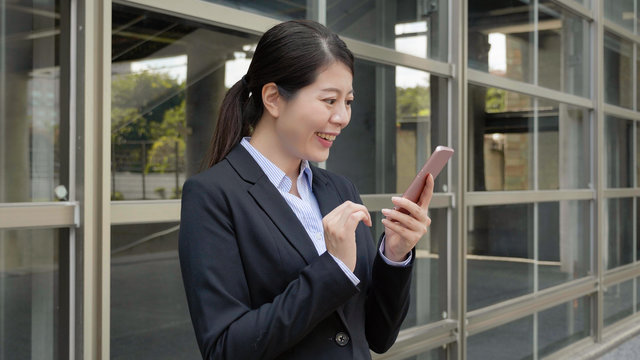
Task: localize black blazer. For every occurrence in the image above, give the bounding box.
[179,144,414,360]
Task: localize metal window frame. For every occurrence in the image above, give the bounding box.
[0,202,78,229]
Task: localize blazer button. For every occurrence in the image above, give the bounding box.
[335,331,350,346]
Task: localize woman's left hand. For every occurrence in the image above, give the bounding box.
[381,174,434,262]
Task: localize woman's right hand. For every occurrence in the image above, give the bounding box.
[322,201,372,272]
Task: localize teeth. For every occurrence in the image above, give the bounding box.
[316,132,336,141]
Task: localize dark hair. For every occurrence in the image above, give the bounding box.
[202,20,354,168]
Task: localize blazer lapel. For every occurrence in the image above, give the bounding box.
[310,166,343,218]
[226,144,319,265]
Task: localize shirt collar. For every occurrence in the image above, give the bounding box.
[240,137,313,192]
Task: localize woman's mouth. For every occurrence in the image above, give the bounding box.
[315,132,336,141]
[315,132,337,148]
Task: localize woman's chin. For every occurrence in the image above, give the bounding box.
[306,150,330,163]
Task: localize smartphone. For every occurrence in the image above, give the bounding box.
[397,146,454,213]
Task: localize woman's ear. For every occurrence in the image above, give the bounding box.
[262,82,281,118]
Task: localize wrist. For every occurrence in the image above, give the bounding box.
[383,247,409,262]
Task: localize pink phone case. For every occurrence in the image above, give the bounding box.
[398,146,454,213]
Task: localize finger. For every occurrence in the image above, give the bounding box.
[346,209,371,229]
[342,202,372,227]
[381,208,427,232]
[392,196,424,220]
[324,200,354,223]
[381,218,418,244]
[417,173,435,209]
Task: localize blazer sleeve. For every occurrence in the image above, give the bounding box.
[178,177,359,360]
[345,180,414,354]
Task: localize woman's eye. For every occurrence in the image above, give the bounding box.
[324,99,336,105]
[346,99,354,106]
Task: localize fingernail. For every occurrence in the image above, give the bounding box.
[381,208,390,214]
[391,196,401,201]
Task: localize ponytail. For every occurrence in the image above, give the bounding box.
[201,76,258,169]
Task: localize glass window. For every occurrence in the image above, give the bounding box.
[604,0,634,32]
[538,1,590,97]
[538,100,591,190]
[201,0,306,20]
[327,0,448,61]
[637,198,640,262]
[605,116,633,188]
[401,208,447,329]
[111,5,260,201]
[0,228,65,359]
[538,297,591,358]
[604,279,634,327]
[0,0,67,202]
[327,61,448,195]
[637,277,640,312]
[468,204,534,311]
[468,0,534,83]
[538,201,591,290]
[467,315,534,360]
[111,222,199,358]
[637,123,640,187]
[605,198,634,270]
[604,32,633,109]
[637,46,640,110]
[468,85,534,191]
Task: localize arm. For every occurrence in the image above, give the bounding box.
[179,178,359,360]
[340,179,414,353]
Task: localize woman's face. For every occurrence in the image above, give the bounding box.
[274,61,354,163]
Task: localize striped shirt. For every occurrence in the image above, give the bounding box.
[240,138,409,285]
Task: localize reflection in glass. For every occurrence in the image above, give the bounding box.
[538,297,591,358]
[637,124,640,187]
[468,0,534,83]
[537,100,591,190]
[468,85,533,191]
[201,0,306,20]
[538,1,590,97]
[111,5,259,200]
[604,32,633,109]
[111,222,199,359]
[327,60,448,195]
[604,279,633,327]
[0,0,66,202]
[467,316,533,360]
[604,0,634,32]
[327,0,448,61]
[0,229,62,359]
[468,204,534,310]
[401,208,447,329]
[637,198,640,262]
[605,116,633,188]
[605,198,634,270]
[637,277,640,313]
[538,201,591,290]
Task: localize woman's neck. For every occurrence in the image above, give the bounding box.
[249,125,302,182]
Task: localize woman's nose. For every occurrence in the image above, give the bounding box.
[330,106,349,126]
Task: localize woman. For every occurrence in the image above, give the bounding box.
[179,19,434,360]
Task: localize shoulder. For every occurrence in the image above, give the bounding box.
[182,159,242,200]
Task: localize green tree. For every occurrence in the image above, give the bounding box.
[111,70,185,173]
[396,86,431,119]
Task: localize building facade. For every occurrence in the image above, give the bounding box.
[1,0,640,359]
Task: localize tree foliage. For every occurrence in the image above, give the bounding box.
[396,86,431,120]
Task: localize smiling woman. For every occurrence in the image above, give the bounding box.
[178,19,436,360]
